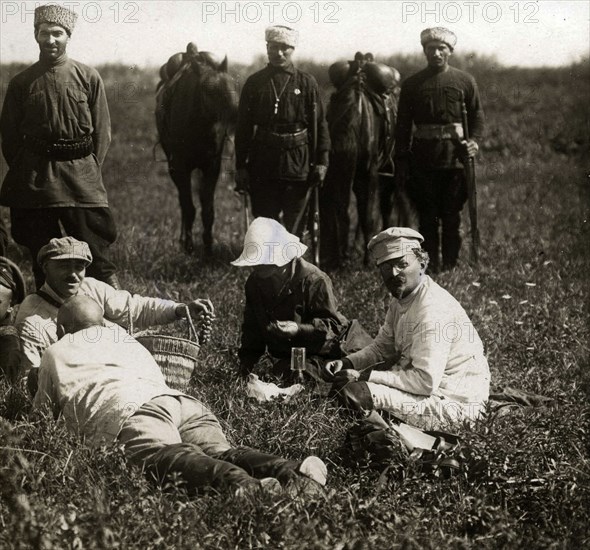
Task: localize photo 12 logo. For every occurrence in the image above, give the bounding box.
[400,1,540,24]
[201,1,341,24]
[1,2,141,24]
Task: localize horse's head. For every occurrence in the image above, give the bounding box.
[187,54,238,131]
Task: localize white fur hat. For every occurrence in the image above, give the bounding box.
[231,217,307,267]
[420,27,457,49]
[265,25,299,48]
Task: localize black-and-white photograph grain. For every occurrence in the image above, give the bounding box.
[1,1,588,547]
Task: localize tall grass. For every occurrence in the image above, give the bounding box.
[1,58,589,548]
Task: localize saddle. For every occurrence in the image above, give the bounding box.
[328,53,400,171]
[156,43,228,98]
[328,52,400,95]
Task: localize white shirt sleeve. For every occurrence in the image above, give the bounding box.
[346,302,399,370]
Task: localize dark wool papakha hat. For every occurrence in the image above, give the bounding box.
[37,236,92,267]
[34,4,78,35]
[0,257,26,305]
[420,27,457,50]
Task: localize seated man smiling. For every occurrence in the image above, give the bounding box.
[15,236,214,390]
[325,227,490,429]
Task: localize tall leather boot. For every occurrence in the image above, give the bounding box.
[144,442,259,495]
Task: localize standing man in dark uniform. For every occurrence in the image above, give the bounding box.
[0,4,119,289]
[235,26,329,233]
[394,27,484,272]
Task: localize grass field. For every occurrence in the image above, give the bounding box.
[1,55,589,548]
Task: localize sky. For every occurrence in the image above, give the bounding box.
[0,0,588,68]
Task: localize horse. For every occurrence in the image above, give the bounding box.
[155,43,239,255]
[319,52,413,267]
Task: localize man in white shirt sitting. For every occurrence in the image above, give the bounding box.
[15,236,214,390]
[324,227,490,429]
[34,296,327,495]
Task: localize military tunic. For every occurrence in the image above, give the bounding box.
[0,55,117,285]
[235,64,329,232]
[394,65,485,270]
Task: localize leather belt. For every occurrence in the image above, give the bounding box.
[255,127,308,150]
[414,123,464,140]
[23,134,93,161]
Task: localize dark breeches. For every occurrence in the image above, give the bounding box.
[408,169,467,271]
[10,207,117,288]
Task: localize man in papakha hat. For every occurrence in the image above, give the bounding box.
[34,295,328,497]
[323,228,490,429]
[0,4,120,290]
[15,236,215,393]
[394,27,485,272]
[231,218,372,380]
[235,26,330,233]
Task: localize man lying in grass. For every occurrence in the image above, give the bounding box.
[33,295,327,496]
[15,236,214,392]
[324,227,490,429]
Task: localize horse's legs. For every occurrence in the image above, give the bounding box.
[378,173,395,228]
[170,167,196,253]
[320,152,356,267]
[199,161,220,256]
[354,168,381,266]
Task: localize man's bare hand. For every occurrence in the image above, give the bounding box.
[266,320,299,339]
[332,369,360,384]
[311,164,328,188]
[461,139,479,158]
[323,360,343,380]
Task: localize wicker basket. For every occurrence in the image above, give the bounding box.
[129,302,201,391]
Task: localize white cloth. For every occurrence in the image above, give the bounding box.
[33,324,181,447]
[347,276,490,424]
[15,277,178,372]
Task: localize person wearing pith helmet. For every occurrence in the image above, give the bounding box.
[15,236,215,393]
[393,27,485,272]
[0,3,120,290]
[235,26,330,234]
[324,227,490,429]
[231,217,371,381]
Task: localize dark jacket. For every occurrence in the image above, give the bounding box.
[0,56,111,208]
[238,258,348,371]
[394,65,485,170]
[235,64,330,181]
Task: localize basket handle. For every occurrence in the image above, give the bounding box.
[183,305,201,344]
[126,296,204,345]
